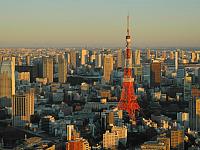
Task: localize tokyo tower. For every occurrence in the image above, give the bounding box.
[118,16,140,125]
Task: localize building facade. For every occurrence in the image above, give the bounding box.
[12,89,34,127]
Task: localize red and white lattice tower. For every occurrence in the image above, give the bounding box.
[118,16,140,124]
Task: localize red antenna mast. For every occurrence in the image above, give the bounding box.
[118,16,140,125]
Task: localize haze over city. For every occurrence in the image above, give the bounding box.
[0,0,200,47]
[0,0,200,150]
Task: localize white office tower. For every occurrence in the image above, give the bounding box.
[175,51,178,71]
[95,53,102,68]
[189,97,200,132]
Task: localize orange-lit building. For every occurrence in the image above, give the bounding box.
[43,57,53,83]
[103,54,113,83]
[192,87,200,97]
[66,138,91,150]
[150,61,161,88]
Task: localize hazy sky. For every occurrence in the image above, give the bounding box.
[0,0,200,48]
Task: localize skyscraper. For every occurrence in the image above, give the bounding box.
[0,54,3,63]
[70,50,78,69]
[0,57,15,106]
[103,54,113,83]
[162,51,166,60]
[58,54,67,83]
[12,88,34,127]
[191,51,197,63]
[17,56,22,66]
[150,60,161,88]
[189,97,200,131]
[184,75,192,101]
[43,57,53,83]
[67,124,75,141]
[117,49,123,68]
[81,49,88,65]
[170,51,174,60]
[134,49,141,65]
[147,49,151,60]
[95,52,102,68]
[26,55,30,66]
[181,50,185,59]
[175,51,178,71]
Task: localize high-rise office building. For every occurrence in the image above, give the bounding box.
[0,57,15,106]
[90,53,96,64]
[65,52,71,64]
[67,124,75,141]
[26,55,30,66]
[70,51,78,69]
[155,50,158,59]
[107,111,114,127]
[170,51,174,60]
[58,54,67,83]
[150,61,161,88]
[81,49,88,65]
[189,97,200,131]
[197,53,199,62]
[184,75,192,101]
[175,51,178,71]
[181,50,185,59]
[43,57,53,83]
[162,51,166,60]
[134,49,141,65]
[117,49,124,68]
[0,54,3,63]
[12,88,34,127]
[191,51,197,63]
[95,53,102,68]
[17,56,22,66]
[170,129,184,150]
[103,54,113,83]
[177,112,189,129]
[147,49,151,60]
[134,65,143,83]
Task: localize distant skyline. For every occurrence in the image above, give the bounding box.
[0,0,200,48]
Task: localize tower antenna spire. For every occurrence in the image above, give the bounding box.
[127,15,130,36]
